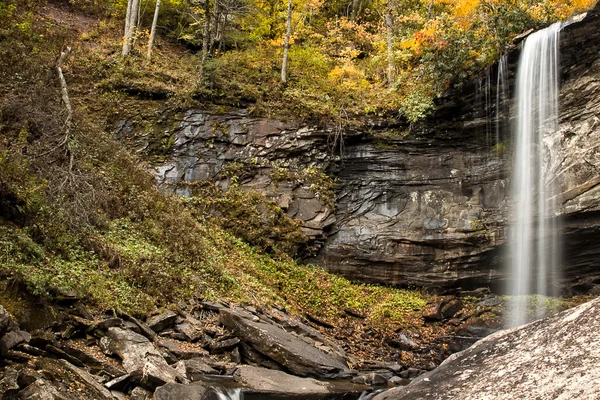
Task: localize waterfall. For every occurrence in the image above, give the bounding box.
[215,388,243,400]
[507,22,562,327]
[495,54,509,152]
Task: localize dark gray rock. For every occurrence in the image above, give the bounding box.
[0,330,31,356]
[233,365,367,398]
[173,358,219,381]
[220,308,351,379]
[175,319,203,343]
[154,382,216,400]
[16,379,63,400]
[89,318,123,332]
[239,343,284,370]
[374,296,600,400]
[209,338,239,354]
[147,311,178,333]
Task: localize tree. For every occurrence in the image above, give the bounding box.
[281,0,293,84]
[385,0,395,89]
[147,0,162,61]
[122,0,141,57]
[199,0,212,81]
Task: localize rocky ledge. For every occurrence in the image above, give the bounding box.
[372,295,600,400]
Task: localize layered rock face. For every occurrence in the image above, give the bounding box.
[324,7,600,292]
[124,4,600,293]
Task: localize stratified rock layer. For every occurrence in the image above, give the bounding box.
[373,296,600,400]
[122,4,600,293]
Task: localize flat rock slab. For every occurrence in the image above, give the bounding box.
[374,296,600,400]
[220,308,351,379]
[233,365,367,398]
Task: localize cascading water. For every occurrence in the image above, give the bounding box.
[495,54,509,151]
[507,22,562,327]
[215,388,243,400]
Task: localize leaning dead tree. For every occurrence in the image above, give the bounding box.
[56,46,75,184]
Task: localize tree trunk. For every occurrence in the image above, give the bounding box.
[351,0,361,19]
[281,0,293,84]
[122,0,141,57]
[385,1,395,89]
[146,0,161,61]
[199,0,212,82]
[427,0,433,21]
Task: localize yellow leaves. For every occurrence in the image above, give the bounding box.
[328,61,369,91]
[528,0,597,21]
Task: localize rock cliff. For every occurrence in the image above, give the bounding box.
[120,4,600,294]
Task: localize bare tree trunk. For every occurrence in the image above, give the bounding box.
[124,0,132,43]
[56,47,75,180]
[351,0,361,19]
[132,0,143,48]
[212,0,220,50]
[146,0,161,61]
[122,0,141,57]
[281,0,293,84]
[385,1,395,89]
[427,0,433,21]
[199,0,212,82]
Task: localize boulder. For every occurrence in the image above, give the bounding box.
[220,308,351,379]
[105,327,162,373]
[0,330,31,356]
[175,319,203,343]
[147,311,178,333]
[373,296,600,400]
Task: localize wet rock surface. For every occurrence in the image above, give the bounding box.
[373,296,600,400]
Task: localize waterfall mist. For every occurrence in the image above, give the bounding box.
[507,22,562,327]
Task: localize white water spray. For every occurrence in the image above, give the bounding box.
[215,388,243,400]
[508,22,562,327]
[495,54,509,149]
